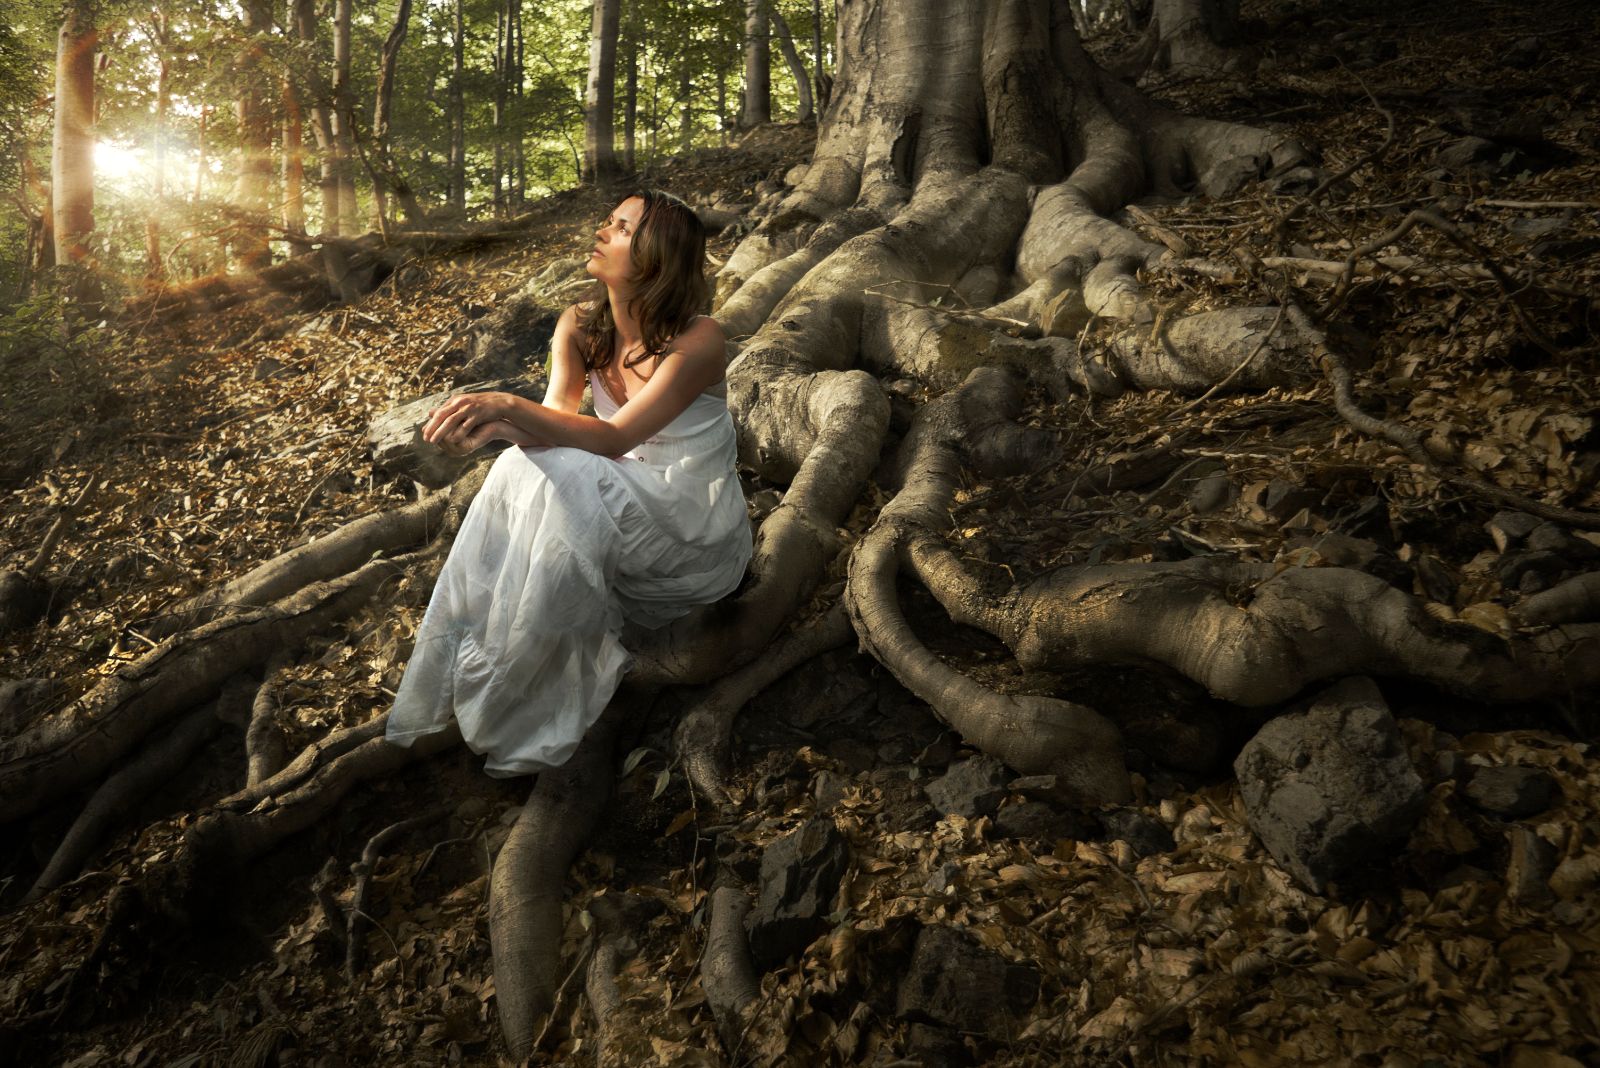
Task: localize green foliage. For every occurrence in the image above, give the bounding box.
[0,0,836,301]
[0,285,114,486]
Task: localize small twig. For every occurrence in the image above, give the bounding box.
[346,810,449,977]
[1294,302,1600,530]
[532,934,597,1054]
[1272,67,1394,239]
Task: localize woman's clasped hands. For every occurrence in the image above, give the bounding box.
[423,391,544,457]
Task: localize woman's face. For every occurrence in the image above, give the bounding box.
[586,196,645,287]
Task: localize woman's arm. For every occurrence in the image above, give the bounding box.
[424,317,728,458]
[540,303,586,414]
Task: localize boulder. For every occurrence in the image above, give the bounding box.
[923,754,1013,820]
[744,817,851,970]
[366,375,549,488]
[1234,677,1426,893]
[895,925,1040,1038]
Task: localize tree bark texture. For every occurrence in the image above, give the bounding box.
[584,0,622,184]
[50,2,95,278]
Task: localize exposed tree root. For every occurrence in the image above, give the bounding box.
[145,490,448,641]
[584,935,625,1064]
[0,547,437,824]
[702,883,760,1052]
[345,810,447,977]
[487,689,637,1060]
[1517,573,1600,628]
[847,368,1133,805]
[914,545,1600,706]
[26,691,229,902]
[245,653,292,788]
[674,600,853,811]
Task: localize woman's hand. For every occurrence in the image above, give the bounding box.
[423,391,509,447]
[433,418,545,457]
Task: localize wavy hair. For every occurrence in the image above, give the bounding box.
[577,188,710,373]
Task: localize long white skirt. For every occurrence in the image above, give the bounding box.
[385,419,751,776]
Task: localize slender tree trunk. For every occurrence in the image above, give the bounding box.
[371,0,419,228]
[450,0,465,211]
[716,21,729,146]
[623,20,637,173]
[145,15,170,279]
[233,0,275,271]
[51,0,96,292]
[282,61,309,257]
[812,0,829,110]
[291,0,338,238]
[332,0,359,235]
[769,8,813,121]
[583,0,621,184]
[678,55,692,154]
[193,104,206,204]
[492,2,505,213]
[515,0,526,206]
[740,0,770,127]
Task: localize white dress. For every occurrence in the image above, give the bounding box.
[384,355,753,777]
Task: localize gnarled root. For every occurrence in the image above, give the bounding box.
[0,547,437,825]
[846,368,1133,805]
[488,688,638,1060]
[702,882,761,1053]
[674,600,853,811]
[920,551,1600,707]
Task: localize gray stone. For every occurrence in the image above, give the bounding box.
[1506,826,1557,906]
[1098,809,1175,860]
[1463,765,1558,819]
[895,926,1039,1038]
[905,1023,970,1067]
[366,375,549,488]
[1486,510,1542,553]
[992,801,1083,842]
[922,862,961,897]
[812,769,850,812]
[1234,676,1426,893]
[745,818,851,970]
[923,754,1012,820]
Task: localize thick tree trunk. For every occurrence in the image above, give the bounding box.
[50,1,95,290]
[740,0,771,127]
[770,8,814,122]
[584,0,622,184]
[283,89,310,257]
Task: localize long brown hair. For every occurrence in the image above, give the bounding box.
[577,188,710,373]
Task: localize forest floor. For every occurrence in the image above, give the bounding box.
[3,0,1600,1065]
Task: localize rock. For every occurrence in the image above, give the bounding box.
[1258,479,1320,522]
[922,862,961,896]
[1266,166,1321,196]
[912,731,958,770]
[1187,470,1236,515]
[1496,549,1568,593]
[1414,553,1458,604]
[923,754,1013,820]
[1434,749,1469,783]
[993,801,1096,842]
[1283,533,1407,585]
[1462,765,1558,819]
[1233,676,1426,893]
[745,817,852,970]
[1486,511,1542,553]
[1527,521,1597,559]
[366,376,548,488]
[748,647,875,732]
[1505,826,1557,906]
[896,926,1040,1038]
[824,736,878,775]
[1098,809,1175,860]
[904,1023,970,1067]
[812,769,851,812]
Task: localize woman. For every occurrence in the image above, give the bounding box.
[384,189,752,777]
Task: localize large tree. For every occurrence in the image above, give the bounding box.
[582,0,622,183]
[3,0,1596,1063]
[50,0,96,291]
